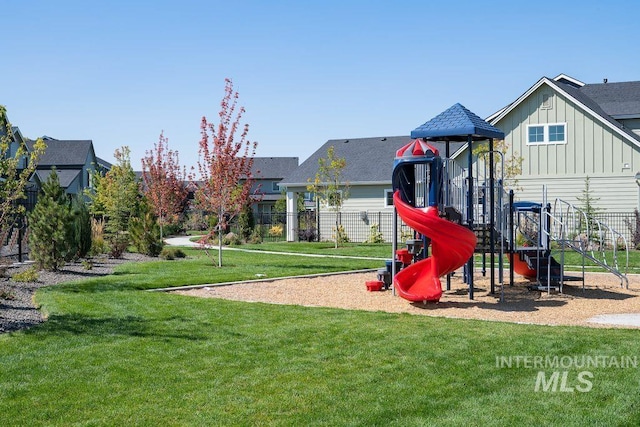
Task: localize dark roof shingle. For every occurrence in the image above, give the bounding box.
[579,81,640,117]
[251,157,299,179]
[280,136,465,186]
[26,138,93,167]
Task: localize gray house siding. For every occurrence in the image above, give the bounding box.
[488,81,640,213]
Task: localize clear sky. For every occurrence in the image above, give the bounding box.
[2,0,638,171]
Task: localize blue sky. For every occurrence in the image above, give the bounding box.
[2,0,638,171]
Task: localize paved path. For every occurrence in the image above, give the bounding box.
[587,314,640,327]
[164,236,386,261]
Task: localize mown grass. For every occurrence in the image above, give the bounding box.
[1,246,638,425]
[234,240,640,272]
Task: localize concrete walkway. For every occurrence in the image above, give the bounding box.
[587,314,640,327]
[164,236,386,261]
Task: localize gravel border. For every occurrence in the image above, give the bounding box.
[0,253,153,334]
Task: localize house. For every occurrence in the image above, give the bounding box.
[249,157,298,221]
[186,157,299,222]
[469,74,640,213]
[282,74,640,241]
[279,136,466,241]
[26,136,100,197]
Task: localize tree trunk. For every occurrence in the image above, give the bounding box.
[218,207,224,267]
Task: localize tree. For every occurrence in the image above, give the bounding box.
[0,106,46,243]
[28,169,71,271]
[472,139,524,191]
[89,146,141,258]
[191,78,257,267]
[129,197,163,256]
[576,175,602,239]
[237,202,255,241]
[307,145,349,248]
[67,194,92,261]
[141,131,188,241]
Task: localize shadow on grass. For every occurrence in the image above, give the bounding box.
[26,313,207,341]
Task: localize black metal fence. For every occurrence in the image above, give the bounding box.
[242,211,413,243]
[241,210,638,245]
[594,212,635,243]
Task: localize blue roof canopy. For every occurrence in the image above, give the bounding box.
[411,103,505,141]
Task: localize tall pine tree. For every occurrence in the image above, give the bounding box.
[28,170,71,271]
[66,194,92,261]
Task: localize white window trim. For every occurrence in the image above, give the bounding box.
[384,189,394,207]
[526,122,567,145]
[326,189,343,207]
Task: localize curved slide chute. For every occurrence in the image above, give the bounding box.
[393,191,477,302]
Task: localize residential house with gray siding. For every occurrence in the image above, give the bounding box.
[279,136,465,241]
[467,74,640,213]
[26,136,100,196]
[249,157,299,221]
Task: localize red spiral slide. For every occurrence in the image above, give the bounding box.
[393,191,477,302]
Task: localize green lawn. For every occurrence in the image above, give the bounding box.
[1,247,639,426]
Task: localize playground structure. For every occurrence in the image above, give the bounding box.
[370,104,630,303]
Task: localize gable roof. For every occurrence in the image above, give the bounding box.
[489,75,640,149]
[579,81,640,118]
[280,136,466,187]
[35,169,81,189]
[251,157,299,179]
[26,137,94,167]
[411,103,505,141]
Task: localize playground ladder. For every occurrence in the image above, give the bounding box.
[549,198,629,288]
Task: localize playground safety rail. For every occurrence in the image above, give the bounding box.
[552,198,629,288]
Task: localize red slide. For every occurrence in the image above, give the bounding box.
[393,191,477,302]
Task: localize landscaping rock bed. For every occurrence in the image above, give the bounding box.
[0,253,152,334]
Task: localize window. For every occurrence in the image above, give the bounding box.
[548,124,565,142]
[528,126,544,143]
[271,181,280,192]
[526,123,566,145]
[384,189,394,207]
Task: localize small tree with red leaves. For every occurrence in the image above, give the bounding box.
[191,79,257,267]
[141,131,188,241]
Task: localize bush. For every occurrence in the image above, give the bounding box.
[333,225,350,245]
[184,211,209,231]
[12,267,39,283]
[237,204,255,241]
[160,247,186,260]
[365,223,384,244]
[248,228,262,244]
[268,224,283,237]
[129,204,163,257]
[109,232,129,259]
[90,218,109,256]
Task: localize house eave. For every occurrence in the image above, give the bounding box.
[612,114,640,120]
[490,77,640,150]
[279,180,391,189]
